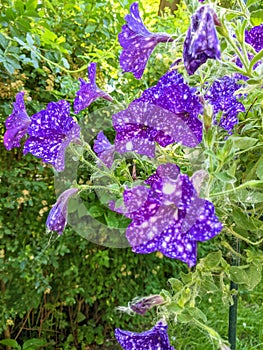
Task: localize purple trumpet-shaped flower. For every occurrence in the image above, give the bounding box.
[205,76,245,133]
[236,24,263,79]
[245,24,263,53]
[74,62,113,114]
[46,188,78,235]
[93,131,115,168]
[183,5,221,75]
[23,100,80,172]
[113,70,203,157]
[112,163,222,267]
[119,2,173,79]
[4,92,30,150]
[115,321,175,350]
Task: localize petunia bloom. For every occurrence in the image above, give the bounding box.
[112,163,222,267]
[115,321,175,350]
[236,24,263,79]
[205,76,245,133]
[93,131,115,168]
[112,70,203,157]
[23,100,81,172]
[74,62,113,114]
[4,92,30,150]
[46,188,78,235]
[183,5,221,75]
[245,24,263,53]
[119,2,173,79]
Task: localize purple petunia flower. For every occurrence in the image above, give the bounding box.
[93,131,115,168]
[245,24,263,53]
[236,24,263,80]
[205,76,245,133]
[119,2,173,79]
[4,92,31,150]
[115,321,175,350]
[23,100,81,172]
[112,70,203,157]
[112,163,222,267]
[46,188,78,235]
[74,62,113,114]
[183,5,221,75]
[116,295,164,315]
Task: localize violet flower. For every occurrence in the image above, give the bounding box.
[93,131,115,168]
[236,24,263,79]
[245,24,263,53]
[205,76,245,133]
[112,70,203,157]
[130,295,164,315]
[46,188,78,235]
[119,2,173,79]
[112,163,222,267]
[23,100,81,172]
[74,62,113,114]
[4,92,30,150]
[115,320,175,350]
[183,5,221,75]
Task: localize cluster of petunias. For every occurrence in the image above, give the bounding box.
[4,1,261,348]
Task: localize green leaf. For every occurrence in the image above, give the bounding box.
[245,264,262,291]
[235,189,263,204]
[77,311,86,323]
[3,58,21,74]
[0,33,9,49]
[256,156,263,180]
[232,207,257,231]
[214,172,236,183]
[26,0,38,11]
[247,0,259,7]
[229,266,249,285]
[26,33,34,47]
[202,251,222,270]
[250,10,263,26]
[88,205,103,218]
[188,307,207,322]
[249,49,263,71]
[0,339,21,349]
[22,338,47,350]
[231,136,258,150]
[168,278,183,292]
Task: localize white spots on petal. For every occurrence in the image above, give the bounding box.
[162,182,176,195]
[126,141,133,151]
